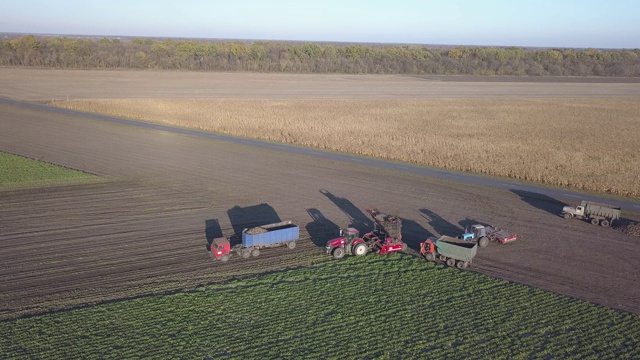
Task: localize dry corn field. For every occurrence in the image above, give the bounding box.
[52,98,640,198]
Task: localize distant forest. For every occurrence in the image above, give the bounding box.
[2,35,639,76]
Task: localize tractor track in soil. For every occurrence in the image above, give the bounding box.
[1,72,640,320]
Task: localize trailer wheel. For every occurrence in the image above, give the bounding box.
[600,220,610,227]
[424,252,435,261]
[251,249,260,257]
[446,258,456,267]
[563,213,572,219]
[353,243,368,256]
[591,218,600,225]
[287,241,296,249]
[220,254,229,262]
[456,260,468,269]
[332,246,345,259]
[478,237,489,248]
[241,249,251,258]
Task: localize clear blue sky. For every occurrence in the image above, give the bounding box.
[2,0,638,48]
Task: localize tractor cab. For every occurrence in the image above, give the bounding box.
[211,237,231,260]
[340,227,360,245]
[460,225,486,241]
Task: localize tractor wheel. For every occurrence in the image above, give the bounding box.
[220,255,229,262]
[563,213,572,219]
[446,258,456,267]
[591,218,600,225]
[332,247,346,259]
[401,242,408,251]
[251,248,260,257]
[600,220,610,227]
[287,241,296,249]
[478,237,489,248]
[353,243,368,256]
[424,252,435,261]
[241,249,251,258]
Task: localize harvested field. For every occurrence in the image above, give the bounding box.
[1,100,640,321]
[51,98,640,198]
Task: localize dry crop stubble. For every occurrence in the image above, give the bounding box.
[52,98,640,198]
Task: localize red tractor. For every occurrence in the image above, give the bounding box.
[325,207,407,259]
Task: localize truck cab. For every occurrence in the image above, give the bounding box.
[562,205,584,217]
[210,237,231,261]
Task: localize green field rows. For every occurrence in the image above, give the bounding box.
[0,152,92,187]
[1,255,638,359]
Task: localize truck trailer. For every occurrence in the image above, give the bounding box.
[210,220,299,261]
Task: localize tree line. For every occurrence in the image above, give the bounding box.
[1,34,639,76]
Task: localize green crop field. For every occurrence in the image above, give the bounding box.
[0,152,92,187]
[1,255,638,359]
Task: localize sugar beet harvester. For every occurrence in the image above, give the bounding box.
[325,207,408,259]
[210,221,299,262]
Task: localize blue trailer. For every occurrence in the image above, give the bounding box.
[224,220,299,259]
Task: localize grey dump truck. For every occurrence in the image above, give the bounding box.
[561,200,621,227]
[420,236,478,269]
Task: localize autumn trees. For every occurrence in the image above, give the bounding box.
[1,35,638,76]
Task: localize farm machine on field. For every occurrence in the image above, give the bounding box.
[210,221,299,262]
[325,207,408,259]
[458,224,518,247]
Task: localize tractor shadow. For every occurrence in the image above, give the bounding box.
[458,218,491,232]
[204,218,223,251]
[305,208,341,247]
[320,189,372,230]
[419,208,462,237]
[227,203,282,246]
[510,189,566,216]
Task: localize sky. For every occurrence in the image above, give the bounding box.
[1,0,638,49]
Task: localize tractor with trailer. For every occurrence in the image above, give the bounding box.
[210,220,299,262]
[420,236,477,269]
[561,200,621,227]
[458,224,518,247]
[325,207,408,259]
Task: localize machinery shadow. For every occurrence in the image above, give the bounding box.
[320,189,372,230]
[419,208,462,237]
[510,189,566,216]
[204,218,223,251]
[227,203,282,246]
[458,218,491,232]
[400,218,433,252]
[305,208,341,248]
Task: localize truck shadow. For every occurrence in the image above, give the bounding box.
[305,208,341,247]
[510,189,566,216]
[204,218,223,251]
[227,203,282,246]
[320,189,372,230]
[419,208,461,237]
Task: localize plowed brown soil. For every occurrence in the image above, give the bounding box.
[1,70,639,320]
